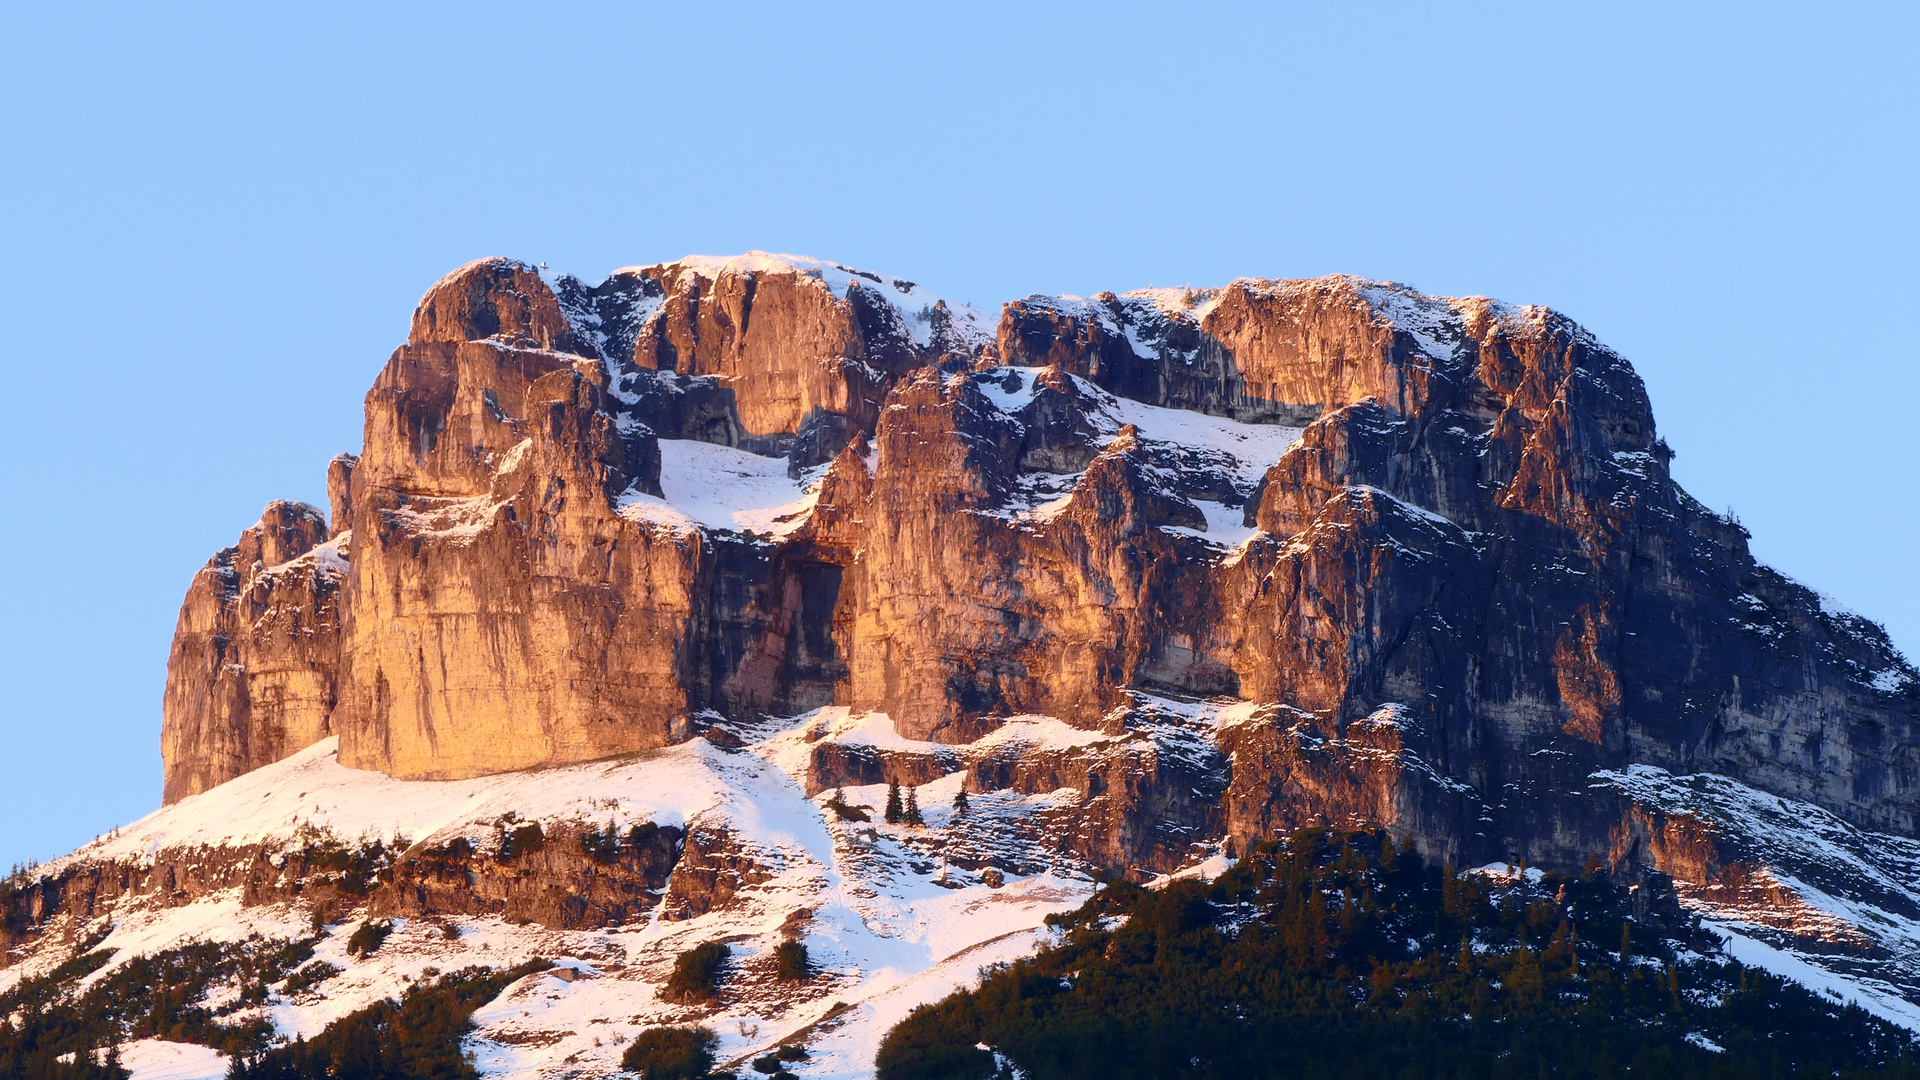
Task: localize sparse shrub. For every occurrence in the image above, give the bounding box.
[499,821,544,861]
[345,919,393,958]
[228,960,547,1079]
[421,836,472,859]
[664,942,730,1001]
[281,959,341,997]
[621,1025,718,1080]
[43,947,116,986]
[301,840,385,896]
[442,922,461,940]
[307,843,355,873]
[774,940,811,982]
[751,1053,783,1074]
[827,788,869,823]
[777,1045,809,1062]
[582,822,621,863]
[0,936,310,1065]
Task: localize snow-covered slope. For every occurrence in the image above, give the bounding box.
[22,728,1920,1080]
[1592,765,1920,1029]
[6,720,1096,1079]
[27,709,1920,1079]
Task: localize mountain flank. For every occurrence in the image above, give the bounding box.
[3,252,1916,1080]
[161,252,1918,876]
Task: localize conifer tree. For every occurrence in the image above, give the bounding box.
[885,780,903,824]
[904,786,924,827]
[952,788,969,816]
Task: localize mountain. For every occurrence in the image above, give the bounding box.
[4,252,1918,1078]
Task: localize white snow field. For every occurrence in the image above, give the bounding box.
[117,1039,228,1080]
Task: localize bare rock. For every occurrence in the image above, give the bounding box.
[157,255,1920,885]
[160,501,342,803]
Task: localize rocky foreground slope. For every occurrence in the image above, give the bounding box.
[5,253,1920,1076]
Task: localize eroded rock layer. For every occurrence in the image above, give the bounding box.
[161,253,1919,884]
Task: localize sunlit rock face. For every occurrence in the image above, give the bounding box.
[160,499,342,803]
[159,253,1918,890]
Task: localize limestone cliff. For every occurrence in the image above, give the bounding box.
[159,253,1918,889]
[160,500,343,802]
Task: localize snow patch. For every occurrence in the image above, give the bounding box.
[618,440,818,538]
[117,1040,229,1080]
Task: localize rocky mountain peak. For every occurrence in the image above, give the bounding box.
[118,255,1917,997]
[154,255,1915,846]
[6,252,1917,1078]
[409,256,573,350]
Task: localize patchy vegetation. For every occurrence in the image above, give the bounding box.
[0,933,319,1075]
[664,942,731,1002]
[280,959,342,997]
[346,919,394,958]
[622,1026,719,1080]
[498,822,544,862]
[227,960,548,1079]
[879,830,1920,1080]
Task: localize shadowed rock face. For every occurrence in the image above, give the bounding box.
[161,254,1918,889]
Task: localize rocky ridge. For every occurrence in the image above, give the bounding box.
[13,250,1920,1075]
[161,252,1917,858]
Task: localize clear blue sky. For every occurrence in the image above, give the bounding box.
[1,3,1914,870]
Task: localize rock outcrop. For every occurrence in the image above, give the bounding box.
[160,253,1919,895]
[336,262,688,777]
[160,500,343,802]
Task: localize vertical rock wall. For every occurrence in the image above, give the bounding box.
[160,501,342,802]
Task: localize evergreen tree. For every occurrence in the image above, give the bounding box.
[664,943,730,1002]
[622,1026,718,1080]
[885,780,904,824]
[952,788,970,816]
[775,940,811,981]
[905,786,924,827]
[875,829,1920,1080]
